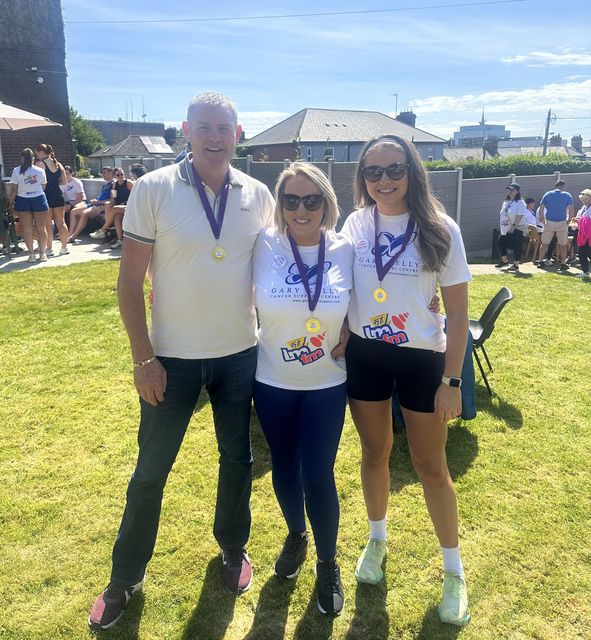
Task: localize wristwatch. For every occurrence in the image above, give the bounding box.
[442,375,462,388]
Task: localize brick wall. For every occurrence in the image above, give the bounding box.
[0,0,74,175]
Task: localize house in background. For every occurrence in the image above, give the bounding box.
[89,120,166,145]
[86,135,175,175]
[244,108,446,162]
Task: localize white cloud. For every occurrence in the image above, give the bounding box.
[503,51,591,66]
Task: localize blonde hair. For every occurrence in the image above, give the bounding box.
[274,162,339,234]
[354,135,451,272]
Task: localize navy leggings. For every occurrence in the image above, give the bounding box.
[253,381,347,561]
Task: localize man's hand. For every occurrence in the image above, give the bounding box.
[134,358,167,406]
[434,383,461,423]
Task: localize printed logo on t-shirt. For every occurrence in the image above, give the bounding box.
[280,333,326,366]
[24,175,39,185]
[271,254,287,270]
[362,312,410,345]
[373,229,417,258]
[355,239,369,255]
[285,261,331,285]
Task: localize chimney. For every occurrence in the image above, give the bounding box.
[395,110,417,128]
[571,134,583,152]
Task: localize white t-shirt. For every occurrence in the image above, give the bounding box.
[254,228,353,390]
[9,165,46,197]
[123,158,275,359]
[523,207,537,227]
[341,208,471,353]
[62,177,85,202]
[499,199,528,235]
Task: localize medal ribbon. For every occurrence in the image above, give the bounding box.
[190,162,229,241]
[373,206,415,282]
[287,231,326,314]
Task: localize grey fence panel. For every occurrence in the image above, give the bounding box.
[459,177,509,255]
[249,162,285,194]
[428,171,458,220]
[331,162,356,228]
[231,157,247,173]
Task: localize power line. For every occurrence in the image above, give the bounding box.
[64,0,527,24]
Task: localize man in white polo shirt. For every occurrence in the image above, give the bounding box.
[89,92,274,631]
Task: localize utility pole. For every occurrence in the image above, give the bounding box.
[542,109,552,156]
[481,108,486,161]
[390,93,399,117]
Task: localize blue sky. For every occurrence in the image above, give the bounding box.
[62,0,591,143]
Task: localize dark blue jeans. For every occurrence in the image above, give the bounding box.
[111,346,257,586]
[253,381,347,561]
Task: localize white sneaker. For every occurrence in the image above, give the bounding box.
[90,229,106,239]
[110,240,123,249]
[45,247,54,257]
[575,272,589,279]
[39,253,48,262]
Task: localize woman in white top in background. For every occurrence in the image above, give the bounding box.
[496,182,528,272]
[341,134,472,627]
[253,162,352,616]
[7,148,49,263]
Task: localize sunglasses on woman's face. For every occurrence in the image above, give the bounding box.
[115,173,124,177]
[282,193,324,211]
[362,162,409,183]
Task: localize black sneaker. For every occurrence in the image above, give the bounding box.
[88,579,143,630]
[275,532,308,578]
[506,264,519,272]
[494,262,508,268]
[559,263,569,272]
[316,560,344,616]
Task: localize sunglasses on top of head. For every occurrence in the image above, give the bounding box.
[362,162,409,183]
[281,193,324,212]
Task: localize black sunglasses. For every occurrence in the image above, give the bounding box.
[282,193,324,212]
[362,162,409,183]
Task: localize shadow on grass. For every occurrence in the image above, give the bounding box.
[104,591,144,640]
[344,580,389,640]
[292,585,335,640]
[389,422,479,493]
[181,557,235,640]
[415,605,464,640]
[242,575,297,640]
[475,385,523,429]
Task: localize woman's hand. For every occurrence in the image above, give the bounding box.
[434,383,462,423]
[429,293,441,313]
[331,319,350,359]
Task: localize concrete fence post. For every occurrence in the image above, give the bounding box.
[456,167,463,226]
[247,154,253,176]
[554,170,561,181]
[509,172,516,184]
[283,159,291,170]
[327,157,334,182]
[155,155,162,169]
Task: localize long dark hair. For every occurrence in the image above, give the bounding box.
[505,188,522,202]
[36,143,58,163]
[354,134,451,272]
[19,148,35,174]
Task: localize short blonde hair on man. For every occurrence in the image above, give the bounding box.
[186,92,238,125]
[273,162,340,234]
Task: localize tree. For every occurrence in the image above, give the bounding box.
[69,107,104,157]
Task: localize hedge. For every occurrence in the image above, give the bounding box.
[424,153,591,178]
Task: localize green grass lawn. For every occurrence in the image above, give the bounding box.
[0,262,590,640]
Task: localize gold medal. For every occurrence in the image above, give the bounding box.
[211,245,226,261]
[373,287,388,303]
[306,317,321,333]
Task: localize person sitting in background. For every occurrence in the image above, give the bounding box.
[523,198,541,263]
[90,168,134,249]
[129,164,147,181]
[62,166,86,224]
[68,166,113,243]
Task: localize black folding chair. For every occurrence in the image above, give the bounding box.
[469,286,513,396]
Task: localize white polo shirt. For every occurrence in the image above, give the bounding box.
[123,157,275,359]
[341,208,471,353]
[254,228,353,390]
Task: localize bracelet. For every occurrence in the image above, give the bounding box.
[134,356,156,368]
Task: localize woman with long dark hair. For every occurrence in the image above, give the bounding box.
[496,182,528,272]
[7,148,50,262]
[342,135,472,626]
[35,143,69,256]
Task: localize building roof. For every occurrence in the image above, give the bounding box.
[443,148,493,162]
[89,135,175,158]
[246,108,445,146]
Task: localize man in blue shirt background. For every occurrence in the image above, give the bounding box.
[538,180,574,271]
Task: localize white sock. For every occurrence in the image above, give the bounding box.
[441,545,464,576]
[368,517,387,542]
